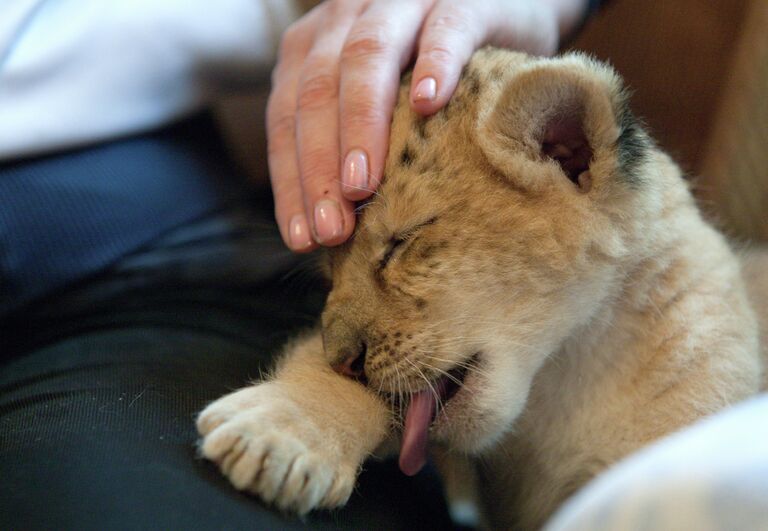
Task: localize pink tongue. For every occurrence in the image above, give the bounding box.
[399,389,436,476]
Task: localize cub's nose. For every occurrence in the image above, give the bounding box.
[332,341,367,383]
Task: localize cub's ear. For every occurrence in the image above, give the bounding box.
[478,54,650,192]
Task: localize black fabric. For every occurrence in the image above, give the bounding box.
[0,120,457,530]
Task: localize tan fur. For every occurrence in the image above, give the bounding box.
[198,48,764,528]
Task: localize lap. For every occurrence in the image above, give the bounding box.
[0,131,454,530]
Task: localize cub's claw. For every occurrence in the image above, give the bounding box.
[197,389,356,514]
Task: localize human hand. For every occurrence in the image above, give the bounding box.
[267,0,588,251]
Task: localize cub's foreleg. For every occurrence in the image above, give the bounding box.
[197,331,391,513]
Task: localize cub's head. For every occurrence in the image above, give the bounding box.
[322,49,682,455]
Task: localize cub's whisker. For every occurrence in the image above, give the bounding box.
[405,357,443,413]
[414,358,465,388]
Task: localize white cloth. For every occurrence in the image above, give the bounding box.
[546,394,768,531]
[0,0,299,160]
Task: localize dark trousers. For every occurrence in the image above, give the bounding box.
[0,117,455,530]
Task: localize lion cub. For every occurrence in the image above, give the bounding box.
[197,49,762,529]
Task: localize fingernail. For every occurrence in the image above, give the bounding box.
[288,214,313,250]
[413,77,437,102]
[342,149,369,193]
[313,199,343,243]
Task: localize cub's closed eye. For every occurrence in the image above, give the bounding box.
[378,217,438,271]
[379,238,406,270]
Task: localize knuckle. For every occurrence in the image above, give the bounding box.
[341,30,390,63]
[297,70,338,112]
[422,43,455,65]
[266,113,296,155]
[345,96,387,130]
[429,12,472,35]
[266,93,295,129]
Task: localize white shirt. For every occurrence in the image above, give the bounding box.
[0,0,298,160]
[546,394,768,531]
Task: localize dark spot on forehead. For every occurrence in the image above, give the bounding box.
[400,144,416,167]
[469,76,481,95]
[415,298,427,310]
[417,238,451,262]
[462,65,482,95]
[418,245,435,260]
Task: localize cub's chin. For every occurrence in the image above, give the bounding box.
[429,355,526,454]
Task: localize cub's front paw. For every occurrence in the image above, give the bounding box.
[197,389,356,514]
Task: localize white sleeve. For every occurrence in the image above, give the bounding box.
[0,0,300,160]
[545,394,768,531]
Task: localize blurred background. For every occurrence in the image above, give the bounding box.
[573,0,767,243]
